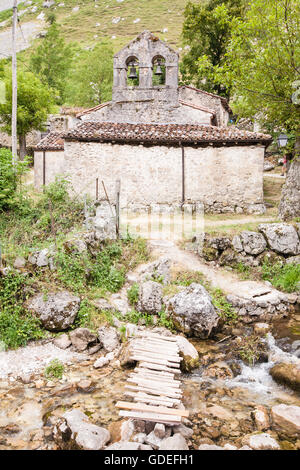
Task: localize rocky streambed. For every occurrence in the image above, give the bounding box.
[0,311,299,451]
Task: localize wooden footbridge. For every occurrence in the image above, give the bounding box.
[116,332,189,425]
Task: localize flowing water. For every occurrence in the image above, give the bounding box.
[0,315,299,449]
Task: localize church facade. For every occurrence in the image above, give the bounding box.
[34,31,272,214]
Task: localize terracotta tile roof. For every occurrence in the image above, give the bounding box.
[64,122,272,146]
[180,85,231,112]
[179,100,216,115]
[35,132,64,151]
[76,102,110,118]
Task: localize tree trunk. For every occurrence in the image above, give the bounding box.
[278,135,300,221]
[18,134,26,161]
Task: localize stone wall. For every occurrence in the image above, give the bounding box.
[179,87,229,127]
[61,141,265,213]
[80,100,213,125]
[34,150,65,188]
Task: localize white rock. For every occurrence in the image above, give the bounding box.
[242,433,280,450]
[93,357,109,369]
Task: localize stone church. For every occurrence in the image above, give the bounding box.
[34,31,272,214]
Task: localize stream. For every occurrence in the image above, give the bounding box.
[0,314,299,450]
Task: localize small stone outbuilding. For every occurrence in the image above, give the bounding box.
[34,30,272,214]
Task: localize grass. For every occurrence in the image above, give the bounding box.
[263,176,285,207]
[9,0,187,51]
[44,359,64,380]
[261,262,300,293]
[0,271,45,350]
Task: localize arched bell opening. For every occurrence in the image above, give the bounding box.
[126,56,139,87]
[152,56,166,86]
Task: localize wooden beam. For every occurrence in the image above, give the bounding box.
[119,410,182,425]
[116,401,189,418]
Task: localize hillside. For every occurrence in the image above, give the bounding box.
[0,0,189,55]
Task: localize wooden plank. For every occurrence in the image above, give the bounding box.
[130,355,180,368]
[125,390,179,404]
[127,376,181,390]
[125,391,179,407]
[131,348,182,363]
[139,362,181,374]
[116,401,189,418]
[125,384,182,399]
[133,340,179,350]
[129,373,181,387]
[130,373,180,385]
[119,410,181,424]
[134,343,179,353]
[142,333,178,342]
[133,367,174,378]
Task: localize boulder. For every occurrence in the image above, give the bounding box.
[64,238,87,254]
[270,363,300,392]
[141,257,171,284]
[137,281,163,314]
[173,423,193,439]
[253,323,271,335]
[159,434,189,450]
[232,235,243,253]
[93,356,109,369]
[167,283,220,338]
[13,256,26,269]
[27,291,80,331]
[239,231,267,255]
[53,333,71,350]
[258,223,300,255]
[176,335,199,372]
[153,423,166,439]
[53,409,110,450]
[286,254,300,265]
[69,328,98,352]
[218,248,239,266]
[251,406,270,431]
[202,362,234,380]
[271,404,300,438]
[241,432,280,450]
[36,248,52,267]
[98,326,119,352]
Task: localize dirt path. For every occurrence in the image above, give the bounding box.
[203,215,275,228]
[148,240,284,300]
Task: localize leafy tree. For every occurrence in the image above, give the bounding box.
[180,0,246,96]
[64,42,113,107]
[30,18,74,103]
[217,0,300,133]
[215,0,300,219]
[0,69,56,159]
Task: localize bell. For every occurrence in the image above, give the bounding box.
[128,66,138,80]
[155,64,163,76]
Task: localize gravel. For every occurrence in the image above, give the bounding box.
[0,341,87,379]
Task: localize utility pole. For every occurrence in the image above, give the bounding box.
[11,0,18,162]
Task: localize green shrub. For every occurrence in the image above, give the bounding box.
[261,261,300,293]
[127,283,140,306]
[211,288,238,323]
[44,359,64,379]
[0,272,44,349]
[0,148,29,211]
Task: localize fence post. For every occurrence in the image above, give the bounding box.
[115,179,121,238]
[84,194,88,229]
